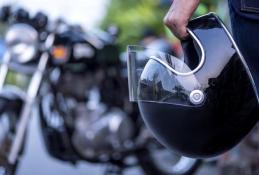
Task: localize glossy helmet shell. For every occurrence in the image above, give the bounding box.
[133,13,259,158]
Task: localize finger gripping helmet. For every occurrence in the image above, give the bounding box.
[127,13,259,158]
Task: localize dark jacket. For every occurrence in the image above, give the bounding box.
[230,0,259,21]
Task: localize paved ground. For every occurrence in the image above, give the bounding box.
[16,109,219,175]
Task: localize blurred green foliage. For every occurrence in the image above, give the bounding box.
[101,0,166,50]
[101,0,220,50]
[0,24,6,36]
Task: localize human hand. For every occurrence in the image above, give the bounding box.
[164,0,200,39]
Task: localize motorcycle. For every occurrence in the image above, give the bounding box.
[0,5,201,175]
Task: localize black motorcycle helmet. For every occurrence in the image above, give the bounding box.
[127,13,259,158]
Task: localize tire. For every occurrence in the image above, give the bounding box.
[0,92,23,175]
[0,161,17,175]
[138,143,201,175]
[0,112,19,175]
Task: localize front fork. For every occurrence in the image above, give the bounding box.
[0,52,11,90]
[0,34,55,170]
[5,33,55,166]
[7,52,49,165]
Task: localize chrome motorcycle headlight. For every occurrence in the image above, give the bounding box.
[5,23,38,63]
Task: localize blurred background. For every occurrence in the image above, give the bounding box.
[0,0,229,52]
[0,0,258,175]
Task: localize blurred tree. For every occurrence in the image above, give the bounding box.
[101,0,166,50]
[101,0,219,50]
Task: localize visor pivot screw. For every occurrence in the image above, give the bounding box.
[190,90,204,105]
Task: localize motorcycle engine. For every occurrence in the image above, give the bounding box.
[71,96,135,159]
[53,68,135,160]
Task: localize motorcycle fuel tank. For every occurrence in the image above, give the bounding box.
[127,13,259,158]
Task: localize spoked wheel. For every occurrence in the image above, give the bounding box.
[138,142,201,175]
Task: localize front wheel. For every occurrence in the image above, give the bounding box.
[0,111,19,175]
[138,143,201,175]
[0,161,16,175]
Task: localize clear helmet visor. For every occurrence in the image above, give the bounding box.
[127,44,205,106]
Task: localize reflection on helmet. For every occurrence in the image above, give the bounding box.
[128,13,259,158]
[139,59,200,106]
